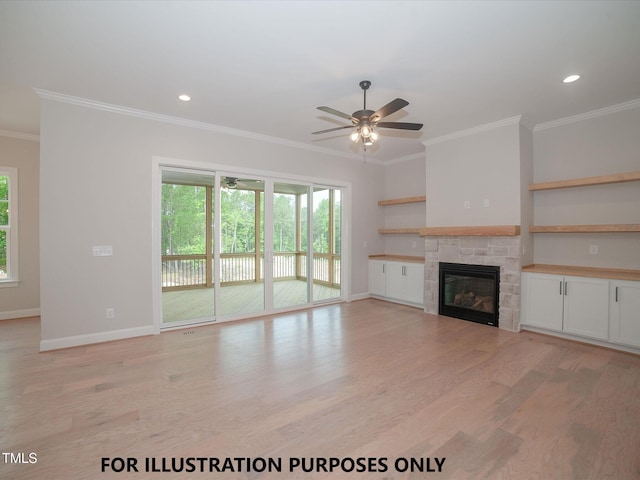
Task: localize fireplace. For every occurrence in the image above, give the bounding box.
[439,262,500,327]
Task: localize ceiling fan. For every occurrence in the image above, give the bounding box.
[222,176,264,190]
[312,80,423,148]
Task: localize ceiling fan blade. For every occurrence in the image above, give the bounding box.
[317,106,355,121]
[376,121,423,131]
[370,98,409,122]
[312,125,353,135]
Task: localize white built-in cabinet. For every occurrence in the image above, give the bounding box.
[368,260,387,297]
[562,276,610,340]
[609,280,640,349]
[521,273,565,332]
[521,271,640,350]
[368,258,424,307]
[522,171,640,352]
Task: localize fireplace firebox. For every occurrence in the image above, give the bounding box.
[439,262,500,327]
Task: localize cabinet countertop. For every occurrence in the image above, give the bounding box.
[522,264,640,282]
[369,254,425,264]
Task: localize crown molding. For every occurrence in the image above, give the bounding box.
[385,151,425,166]
[519,115,535,132]
[0,129,40,142]
[534,98,640,132]
[34,89,364,162]
[423,115,522,147]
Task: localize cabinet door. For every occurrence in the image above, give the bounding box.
[368,260,386,297]
[403,263,424,305]
[385,262,424,306]
[563,276,609,340]
[521,273,564,331]
[384,262,405,301]
[610,281,640,348]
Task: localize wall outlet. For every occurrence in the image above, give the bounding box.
[106,308,115,319]
[483,199,490,208]
[589,245,598,255]
[464,200,470,209]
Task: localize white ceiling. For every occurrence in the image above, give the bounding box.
[1,0,639,162]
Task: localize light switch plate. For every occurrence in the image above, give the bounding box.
[93,245,113,256]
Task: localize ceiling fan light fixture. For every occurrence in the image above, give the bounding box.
[370,129,379,142]
[350,130,360,142]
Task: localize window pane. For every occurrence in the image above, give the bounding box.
[220,188,258,254]
[0,230,6,279]
[313,188,329,254]
[161,184,206,255]
[0,175,8,226]
[333,189,341,255]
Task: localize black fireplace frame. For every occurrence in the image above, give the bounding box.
[438,262,500,327]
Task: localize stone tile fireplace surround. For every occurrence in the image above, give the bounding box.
[424,236,522,331]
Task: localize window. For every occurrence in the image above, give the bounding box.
[0,167,18,286]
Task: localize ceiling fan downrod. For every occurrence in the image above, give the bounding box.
[359,80,371,110]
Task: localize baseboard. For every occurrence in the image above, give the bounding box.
[0,308,41,321]
[368,294,424,309]
[521,325,640,356]
[40,325,155,352]
[350,292,370,302]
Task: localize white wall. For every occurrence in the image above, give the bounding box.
[382,155,426,256]
[425,121,522,227]
[0,134,40,319]
[533,106,640,269]
[519,124,534,266]
[39,99,384,347]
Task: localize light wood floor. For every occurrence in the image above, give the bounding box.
[162,280,341,322]
[1,300,639,479]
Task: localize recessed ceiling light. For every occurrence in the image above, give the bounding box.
[563,74,581,83]
[178,94,191,102]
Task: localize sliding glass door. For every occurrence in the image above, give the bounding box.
[312,187,341,302]
[160,169,215,325]
[218,176,265,316]
[159,167,343,327]
[272,182,310,309]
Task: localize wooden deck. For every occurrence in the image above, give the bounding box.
[2,301,639,479]
[162,279,341,322]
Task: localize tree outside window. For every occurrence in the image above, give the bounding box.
[0,167,18,283]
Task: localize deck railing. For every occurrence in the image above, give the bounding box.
[162,252,340,290]
[162,255,207,288]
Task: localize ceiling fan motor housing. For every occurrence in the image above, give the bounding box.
[353,110,375,123]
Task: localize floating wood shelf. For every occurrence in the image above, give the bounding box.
[522,264,640,282]
[530,224,640,233]
[528,171,640,191]
[419,225,521,237]
[377,196,426,206]
[369,254,425,264]
[378,228,424,235]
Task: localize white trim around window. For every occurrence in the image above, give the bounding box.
[0,166,19,287]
